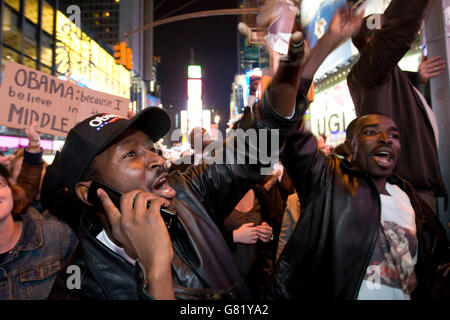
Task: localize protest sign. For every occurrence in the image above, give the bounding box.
[78,86,129,122]
[0,61,129,137]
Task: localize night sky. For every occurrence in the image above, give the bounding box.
[153,0,240,134]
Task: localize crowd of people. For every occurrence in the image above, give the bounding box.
[0,0,449,300]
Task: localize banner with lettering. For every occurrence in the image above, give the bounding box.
[0,61,129,137]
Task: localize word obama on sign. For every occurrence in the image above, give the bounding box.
[0,61,129,137]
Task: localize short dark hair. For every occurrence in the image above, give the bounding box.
[345,113,387,142]
[345,118,359,142]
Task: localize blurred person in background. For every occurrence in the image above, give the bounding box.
[7,124,47,213]
[169,127,213,173]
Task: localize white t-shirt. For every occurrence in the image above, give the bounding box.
[96,230,136,266]
[357,183,418,300]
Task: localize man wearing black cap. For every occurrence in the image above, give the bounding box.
[48,32,308,300]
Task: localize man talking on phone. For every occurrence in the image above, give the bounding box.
[48,32,308,300]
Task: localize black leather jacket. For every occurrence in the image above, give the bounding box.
[269,130,450,300]
[49,91,306,300]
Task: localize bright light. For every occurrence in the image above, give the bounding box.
[188,65,202,79]
[188,79,202,99]
[187,99,202,111]
[202,110,211,133]
[214,115,221,124]
[181,110,188,136]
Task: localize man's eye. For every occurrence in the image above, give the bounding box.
[122,151,136,159]
[389,133,399,139]
[364,130,376,136]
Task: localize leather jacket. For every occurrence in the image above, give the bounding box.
[269,130,450,300]
[49,90,307,300]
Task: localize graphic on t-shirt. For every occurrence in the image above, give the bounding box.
[363,220,417,295]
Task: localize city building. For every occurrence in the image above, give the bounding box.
[58,0,161,113]
[59,0,120,48]
[0,0,131,160]
[229,0,270,128]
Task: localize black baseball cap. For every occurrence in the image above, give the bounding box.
[59,107,171,193]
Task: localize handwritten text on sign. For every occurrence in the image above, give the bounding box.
[0,62,129,137]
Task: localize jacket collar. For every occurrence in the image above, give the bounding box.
[14,212,44,252]
[78,210,138,299]
[340,158,428,224]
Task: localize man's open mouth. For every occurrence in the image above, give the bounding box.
[372,150,393,169]
[151,173,176,199]
[152,174,168,190]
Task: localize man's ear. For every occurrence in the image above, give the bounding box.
[343,140,353,161]
[75,181,93,206]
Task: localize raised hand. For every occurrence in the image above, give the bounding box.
[269,31,309,117]
[328,8,364,41]
[25,123,41,153]
[417,55,446,85]
[256,0,299,29]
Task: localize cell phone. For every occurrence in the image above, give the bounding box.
[87,180,177,230]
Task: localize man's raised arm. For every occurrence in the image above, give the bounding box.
[349,0,433,87]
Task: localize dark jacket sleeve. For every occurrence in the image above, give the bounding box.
[17,148,44,209]
[280,129,331,207]
[348,0,429,87]
[181,90,307,224]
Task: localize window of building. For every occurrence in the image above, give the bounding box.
[2,6,21,51]
[1,46,20,69]
[25,0,39,24]
[42,1,54,35]
[41,33,53,68]
[24,56,36,69]
[41,65,52,74]
[24,21,38,60]
[5,0,20,12]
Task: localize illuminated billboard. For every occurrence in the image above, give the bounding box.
[188,99,202,112]
[202,109,211,133]
[55,11,130,99]
[308,80,356,146]
[188,65,202,79]
[187,79,202,99]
